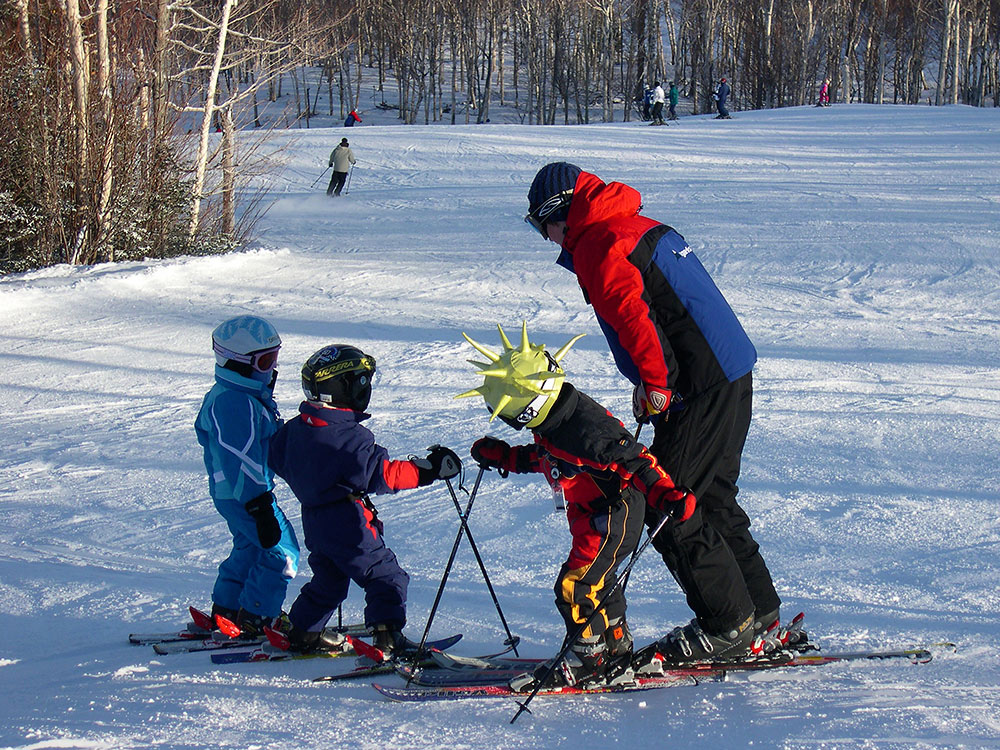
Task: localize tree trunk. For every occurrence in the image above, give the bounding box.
[221,106,236,236]
[189,0,236,240]
[65,0,90,264]
[936,0,957,104]
[94,0,116,262]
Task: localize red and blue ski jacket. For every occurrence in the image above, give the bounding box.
[556,171,756,400]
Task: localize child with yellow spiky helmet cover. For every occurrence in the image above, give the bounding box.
[457,321,582,429]
[457,322,694,692]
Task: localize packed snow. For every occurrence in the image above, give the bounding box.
[1,103,998,749]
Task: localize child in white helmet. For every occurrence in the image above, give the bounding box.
[194,315,300,637]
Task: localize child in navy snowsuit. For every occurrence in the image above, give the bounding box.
[269,344,460,654]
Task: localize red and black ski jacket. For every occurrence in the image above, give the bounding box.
[557,171,756,400]
[504,383,673,511]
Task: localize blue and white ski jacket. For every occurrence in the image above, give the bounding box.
[195,366,282,504]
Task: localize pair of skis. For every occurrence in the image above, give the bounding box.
[211,631,464,665]
[129,606,466,667]
[129,606,370,656]
[370,640,948,703]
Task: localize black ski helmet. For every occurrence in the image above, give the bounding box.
[301,344,376,410]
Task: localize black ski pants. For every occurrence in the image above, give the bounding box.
[647,372,780,634]
[327,170,348,196]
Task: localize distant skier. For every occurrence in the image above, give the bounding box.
[459,322,694,691]
[195,315,300,637]
[817,78,830,107]
[269,344,461,654]
[327,138,356,197]
[714,78,731,119]
[344,109,362,127]
[668,82,679,120]
[641,84,653,120]
[650,81,666,125]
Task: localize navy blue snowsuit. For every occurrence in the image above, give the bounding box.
[270,402,425,632]
[715,81,731,118]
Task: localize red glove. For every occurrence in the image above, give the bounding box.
[632,383,672,424]
[470,437,517,477]
[647,480,696,522]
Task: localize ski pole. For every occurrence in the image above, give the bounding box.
[509,507,676,725]
[411,466,486,666]
[311,165,330,188]
[442,471,520,655]
[345,164,354,194]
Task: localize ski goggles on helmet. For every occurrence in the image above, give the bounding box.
[213,342,281,373]
[524,189,574,238]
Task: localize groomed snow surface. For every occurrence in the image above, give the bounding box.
[1,104,998,749]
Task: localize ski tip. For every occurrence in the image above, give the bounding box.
[371,682,401,701]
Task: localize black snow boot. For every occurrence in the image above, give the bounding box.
[234,608,270,640]
[210,603,239,625]
[286,625,348,654]
[371,623,422,658]
[652,613,758,664]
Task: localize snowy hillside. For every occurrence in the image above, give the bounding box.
[1,104,998,749]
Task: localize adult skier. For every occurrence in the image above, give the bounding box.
[327,138,356,197]
[650,81,666,125]
[714,78,731,119]
[522,162,782,664]
[195,315,300,637]
[458,322,694,689]
[269,344,461,654]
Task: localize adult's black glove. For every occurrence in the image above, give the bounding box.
[414,445,462,485]
[244,491,281,548]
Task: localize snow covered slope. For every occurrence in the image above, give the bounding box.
[0,104,998,749]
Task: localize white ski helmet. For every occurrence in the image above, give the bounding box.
[212,315,281,372]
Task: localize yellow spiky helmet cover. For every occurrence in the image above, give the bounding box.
[456,321,584,429]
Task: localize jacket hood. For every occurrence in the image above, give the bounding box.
[298,400,371,424]
[562,172,643,255]
[213,364,280,416]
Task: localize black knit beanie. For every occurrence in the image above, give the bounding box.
[528,162,582,223]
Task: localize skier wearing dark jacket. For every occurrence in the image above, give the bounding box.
[523,162,781,665]
[269,344,460,654]
[459,322,694,690]
[714,78,731,118]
